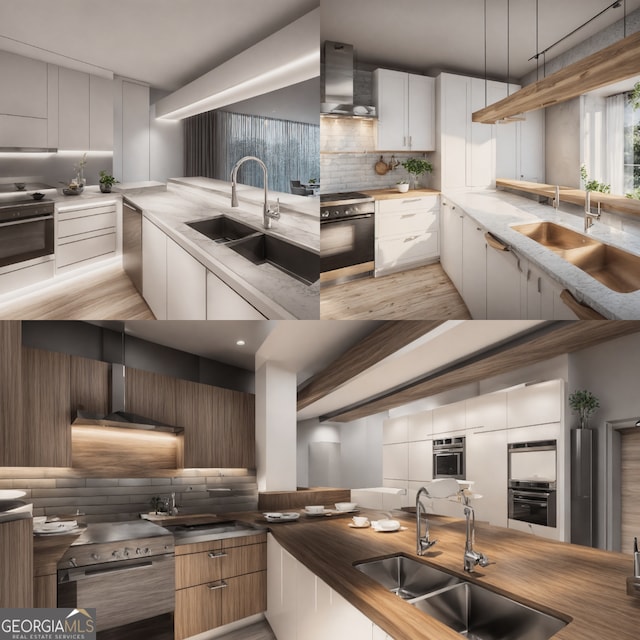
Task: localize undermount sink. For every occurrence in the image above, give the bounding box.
[355,554,567,640]
[186,216,258,243]
[512,221,640,293]
[165,520,265,544]
[229,234,319,286]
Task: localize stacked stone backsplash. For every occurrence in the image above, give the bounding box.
[0,468,257,523]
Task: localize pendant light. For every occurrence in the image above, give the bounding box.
[497,0,525,124]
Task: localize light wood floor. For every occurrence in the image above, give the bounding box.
[0,262,154,320]
[213,621,276,640]
[320,262,472,320]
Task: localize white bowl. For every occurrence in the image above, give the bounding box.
[376,519,400,531]
[304,505,325,514]
[263,512,283,519]
[396,183,409,193]
[335,502,357,512]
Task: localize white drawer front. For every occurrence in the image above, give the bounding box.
[57,203,117,219]
[57,232,116,268]
[377,210,438,238]
[58,211,117,239]
[376,231,439,271]
[378,195,439,215]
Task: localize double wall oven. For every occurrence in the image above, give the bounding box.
[433,436,465,480]
[0,198,54,273]
[320,191,374,281]
[508,440,557,528]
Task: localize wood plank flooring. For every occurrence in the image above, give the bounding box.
[0,262,154,320]
[320,262,471,320]
[212,620,276,640]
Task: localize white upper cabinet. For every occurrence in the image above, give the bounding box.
[58,67,90,150]
[465,392,507,433]
[0,50,48,118]
[432,401,466,435]
[438,73,469,189]
[382,443,409,480]
[89,75,114,150]
[507,379,563,428]
[407,410,433,442]
[374,68,435,151]
[383,415,409,444]
[122,80,150,182]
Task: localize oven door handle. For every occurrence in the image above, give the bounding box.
[321,213,373,223]
[59,557,167,582]
[511,490,552,499]
[512,497,549,506]
[0,214,53,227]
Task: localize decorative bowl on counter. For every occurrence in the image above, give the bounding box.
[32,192,45,200]
[396,182,409,193]
[62,185,84,196]
[335,502,357,512]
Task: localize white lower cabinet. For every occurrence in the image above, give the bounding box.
[485,239,524,319]
[439,199,463,291]
[166,238,207,320]
[408,440,433,482]
[206,271,265,319]
[267,535,375,640]
[461,215,486,318]
[142,217,167,320]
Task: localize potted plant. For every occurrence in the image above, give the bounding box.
[401,157,433,189]
[99,170,119,193]
[629,81,640,110]
[580,164,610,194]
[569,389,600,429]
[150,496,164,515]
[396,180,409,193]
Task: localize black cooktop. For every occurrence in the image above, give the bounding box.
[320,191,374,205]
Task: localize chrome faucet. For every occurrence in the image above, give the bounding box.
[584,189,601,232]
[230,155,281,229]
[553,184,560,212]
[416,487,437,556]
[463,503,489,572]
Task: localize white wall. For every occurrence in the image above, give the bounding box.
[150,91,184,182]
[545,99,581,188]
[297,418,340,488]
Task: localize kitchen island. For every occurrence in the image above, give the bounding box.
[242,509,640,640]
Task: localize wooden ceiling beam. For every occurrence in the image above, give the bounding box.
[473,31,640,124]
[297,320,444,411]
[326,321,640,423]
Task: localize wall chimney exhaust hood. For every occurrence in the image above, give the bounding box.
[321,41,376,118]
[72,363,183,434]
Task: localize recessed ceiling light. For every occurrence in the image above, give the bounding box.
[236,339,246,347]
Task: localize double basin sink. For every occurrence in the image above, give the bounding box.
[187,216,319,286]
[355,554,567,640]
[165,520,267,545]
[512,221,640,293]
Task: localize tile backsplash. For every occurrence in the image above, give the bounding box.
[0,468,257,523]
[320,117,434,193]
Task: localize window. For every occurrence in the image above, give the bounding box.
[623,92,640,195]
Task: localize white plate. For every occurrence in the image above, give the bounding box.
[34,520,77,533]
[264,512,299,522]
[348,522,370,529]
[304,508,331,516]
[0,490,26,500]
[330,508,359,514]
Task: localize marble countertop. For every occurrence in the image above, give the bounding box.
[445,188,640,319]
[123,178,319,320]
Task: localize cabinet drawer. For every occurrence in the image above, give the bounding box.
[376,230,438,271]
[176,542,266,589]
[378,196,438,215]
[58,211,117,239]
[56,232,116,268]
[377,210,438,238]
[57,203,117,220]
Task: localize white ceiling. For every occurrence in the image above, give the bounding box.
[0,0,319,91]
[321,0,640,81]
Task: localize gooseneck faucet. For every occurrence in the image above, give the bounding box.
[416,486,437,556]
[463,503,489,573]
[230,155,281,229]
[584,189,601,232]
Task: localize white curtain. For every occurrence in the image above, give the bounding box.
[606,94,626,196]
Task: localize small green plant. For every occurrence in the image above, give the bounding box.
[580,164,610,194]
[626,187,640,200]
[99,171,119,187]
[307,178,317,185]
[629,81,640,110]
[569,389,600,428]
[396,179,408,184]
[401,158,433,177]
[150,496,164,514]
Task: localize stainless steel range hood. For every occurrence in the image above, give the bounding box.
[321,41,376,118]
[72,363,183,434]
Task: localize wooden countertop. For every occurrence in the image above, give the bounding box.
[33,531,84,577]
[234,510,640,640]
[361,187,440,200]
[496,178,640,218]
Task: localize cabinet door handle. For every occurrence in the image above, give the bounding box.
[526,269,531,281]
[485,232,509,252]
[207,580,228,591]
[401,199,421,205]
[404,235,419,242]
[537,277,542,294]
[409,135,412,147]
[559,289,607,319]
[208,551,227,559]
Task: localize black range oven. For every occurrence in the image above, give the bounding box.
[320,191,374,279]
[0,198,54,269]
[509,481,557,528]
[433,436,465,479]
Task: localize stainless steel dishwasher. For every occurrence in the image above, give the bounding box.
[122,200,143,294]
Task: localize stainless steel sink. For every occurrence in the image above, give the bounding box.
[165,520,266,544]
[355,555,567,639]
[512,221,640,293]
[229,233,319,285]
[412,581,567,640]
[186,216,259,243]
[354,555,462,600]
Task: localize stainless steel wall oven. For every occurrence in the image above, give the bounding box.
[433,436,465,479]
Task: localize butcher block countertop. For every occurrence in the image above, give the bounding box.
[361,187,440,200]
[235,510,640,640]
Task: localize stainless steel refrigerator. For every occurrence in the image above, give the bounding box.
[571,428,595,547]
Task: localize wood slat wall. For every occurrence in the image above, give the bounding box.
[0,321,21,466]
[0,518,33,608]
[258,488,351,511]
[621,429,640,555]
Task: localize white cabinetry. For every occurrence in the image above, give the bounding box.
[0,51,48,118]
[408,410,432,441]
[382,443,408,480]
[266,535,374,640]
[383,415,408,444]
[440,199,463,291]
[121,80,150,182]
[89,76,114,150]
[507,379,563,428]
[374,69,435,151]
[375,196,439,276]
[485,238,524,319]
[167,238,207,320]
[142,217,167,320]
[461,214,487,318]
[432,401,466,435]
[465,392,506,433]
[58,67,90,150]
[56,201,117,272]
[408,440,433,482]
[206,272,265,319]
